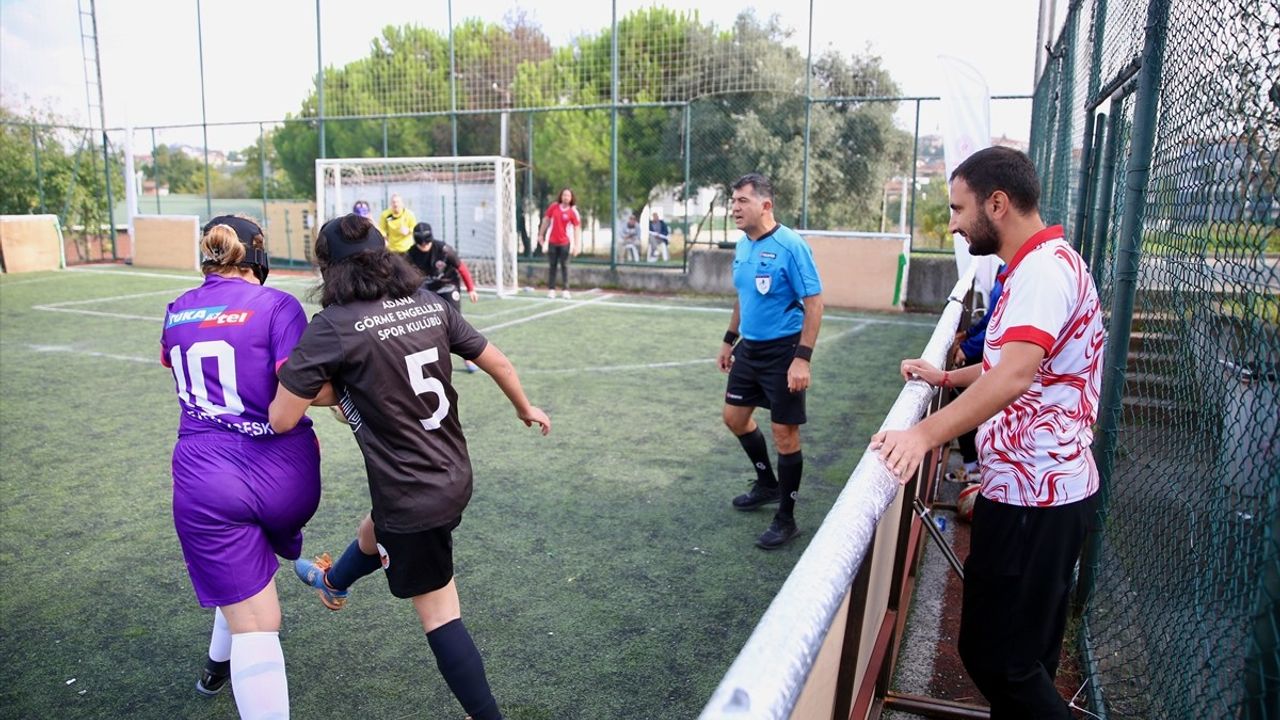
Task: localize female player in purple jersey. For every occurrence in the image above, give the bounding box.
[269,213,549,720]
[161,215,323,718]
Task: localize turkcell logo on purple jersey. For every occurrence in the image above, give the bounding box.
[166,305,255,329]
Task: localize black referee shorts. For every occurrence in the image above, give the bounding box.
[725,332,806,426]
[374,517,462,599]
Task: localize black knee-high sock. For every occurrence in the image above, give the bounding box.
[736,428,777,487]
[777,450,803,521]
[325,540,382,591]
[426,619,502,720]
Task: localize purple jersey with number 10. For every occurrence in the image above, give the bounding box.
[161,274,312,437]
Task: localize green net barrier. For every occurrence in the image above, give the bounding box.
[1031,0,1280,716]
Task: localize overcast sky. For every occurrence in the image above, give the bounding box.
[1,0,1049,150]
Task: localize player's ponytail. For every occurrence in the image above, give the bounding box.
[200,223,247,271]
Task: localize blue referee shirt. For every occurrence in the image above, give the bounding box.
[732,224,823,341]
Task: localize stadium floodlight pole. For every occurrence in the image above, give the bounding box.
[315,0,325,160]
[86,0,116,256]
[195,0,213,220]
[799,0,814,229]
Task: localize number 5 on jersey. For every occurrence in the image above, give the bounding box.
[406,348,450,431]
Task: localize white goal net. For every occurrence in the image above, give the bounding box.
[315,156,518,296]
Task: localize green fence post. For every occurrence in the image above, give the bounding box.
[609,0,618,270]
[315,0,325,160]
[907,99,921,248]
[1075,0,1172,626]
[259,123,269,237]
[31,125,45,213]
[1071,112,1102,253]
[682,102,691,273]
[799,0,814,229]
[1088,107,1123,289]
[150,128,161,214]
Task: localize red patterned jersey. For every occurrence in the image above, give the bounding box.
[977,225,1106,507]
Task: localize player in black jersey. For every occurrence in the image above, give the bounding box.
[269,213,550,720]
[407,222,480,372]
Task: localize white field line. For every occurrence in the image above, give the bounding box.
[0,275,90,288]
[22,343,154,364]
[588,298,933,327]
[32,306,160,322]
[464,301,555,321]
[38,287,192,308]
[66,266,315,286]
[525,321,870,376]
[475,293,614,333]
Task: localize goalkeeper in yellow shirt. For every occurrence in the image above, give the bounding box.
[378,193,417,253]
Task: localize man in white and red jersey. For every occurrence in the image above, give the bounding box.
[872,146,1105,719]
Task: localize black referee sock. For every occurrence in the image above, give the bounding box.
[777,450,803,521]
[737,428,778,488]
[426,619,502,720]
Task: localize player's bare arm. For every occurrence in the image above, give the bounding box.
[268,383,316,434]
[310,381,339,406]
[787,293,823,392]
[872,341,1044,483]
[899,359,983,387]
[471,344,551,436]
[718,300,742,373]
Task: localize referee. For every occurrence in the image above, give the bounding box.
[717,173,824,550]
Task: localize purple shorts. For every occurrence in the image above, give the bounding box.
[172,429,322,607]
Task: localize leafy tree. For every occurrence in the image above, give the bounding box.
[269,8,909,232]
[236,131,306,199]
[142,144,206,194]
[916,176,953,248]
[0,104,122,240]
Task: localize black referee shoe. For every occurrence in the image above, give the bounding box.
[195,658,230,696]
[756,517,801,550]
[732,482,781,511]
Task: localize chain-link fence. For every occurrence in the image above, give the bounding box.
[1,1,1031,270]
[1031,0,1280,717]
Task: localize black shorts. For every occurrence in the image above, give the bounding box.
[725,333,806,426]
[373,517,462,599]
[424,282,462,311]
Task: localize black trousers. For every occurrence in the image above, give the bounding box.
[546,244,570,290]
[958,493,1098,719]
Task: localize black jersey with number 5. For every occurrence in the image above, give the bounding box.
[278,289,489,533]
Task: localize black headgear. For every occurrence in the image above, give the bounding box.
[201,215,269,284]
[413,222,434,244]
[320,214,386,262]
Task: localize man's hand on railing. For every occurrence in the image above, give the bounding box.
[900,358,944,386]
[870,427,930,484]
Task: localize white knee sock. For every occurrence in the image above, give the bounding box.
[230,631,289,720]
[208,608,231,662]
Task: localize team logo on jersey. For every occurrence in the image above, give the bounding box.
[755,274,772,294]
[166,305,254,328]
[198,310,254,328]
[166,305,227,327]
[760,251,777,260]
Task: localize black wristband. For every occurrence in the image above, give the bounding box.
[794,344,814,361]
[723,330,740,345]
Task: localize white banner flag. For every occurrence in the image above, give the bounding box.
[939,55,999,297]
